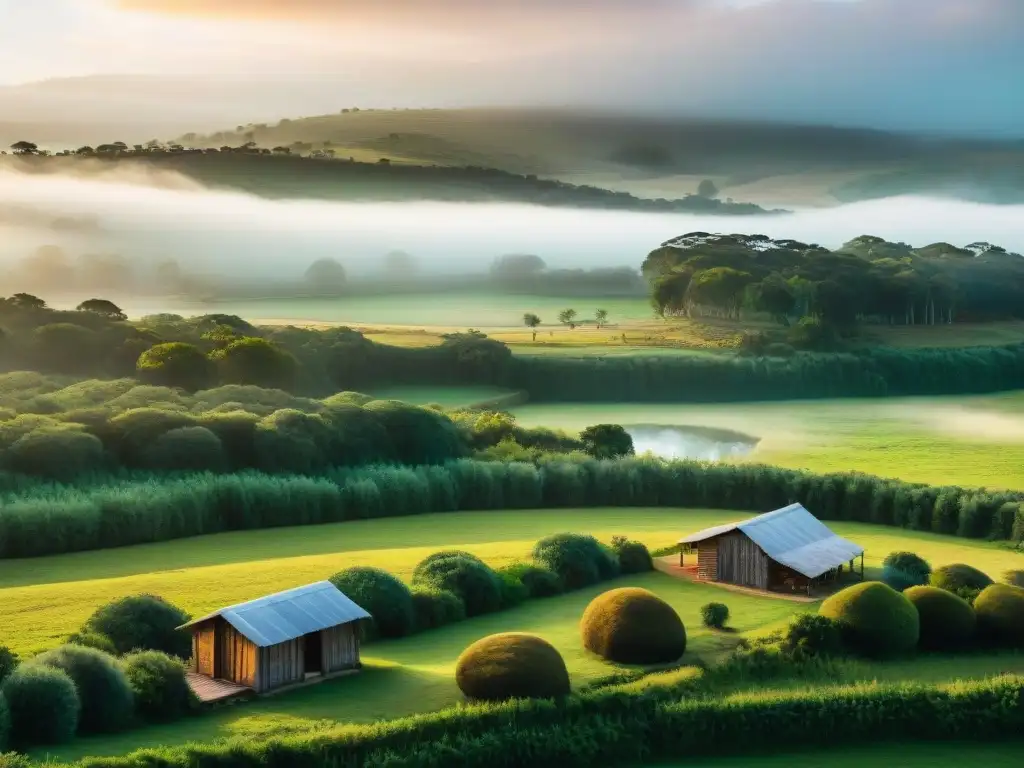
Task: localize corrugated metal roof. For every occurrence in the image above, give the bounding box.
[677,503,864,579]
[179,581,371,647]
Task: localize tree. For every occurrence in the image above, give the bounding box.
[9,293,46,310]
[212,337,299,390]
[697,179,719,199]
[76,299,126,320]
[304,258,347,291]
[595,308,609,328]
[688,267,754,318]
[11,141,38,155]
[383,250,417,276]
[490,254,546,279]
[523,312,541,341]
[137,342,215,391]
[754,274,796,324]
[651,270,693,317]
[580,424,634,459]
[557,308,577,329]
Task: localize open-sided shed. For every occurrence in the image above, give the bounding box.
[678,503,864,594]
[180,580,371,695]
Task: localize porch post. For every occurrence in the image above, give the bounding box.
[860,552,865,580]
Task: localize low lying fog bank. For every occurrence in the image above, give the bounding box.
[2,166,1024,287]
[626,425,759,462]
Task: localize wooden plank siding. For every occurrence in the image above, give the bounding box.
[322,624,360,673]
[257,638,304,693]
[696,540,718,580]
[215,621,259,689]
[716,531,769,589]
[193,625,216,676]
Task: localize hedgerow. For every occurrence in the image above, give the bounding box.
[0,457,1021,559]
[65,675,1024,768]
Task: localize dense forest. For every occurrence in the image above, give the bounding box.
[644,233,1024,333]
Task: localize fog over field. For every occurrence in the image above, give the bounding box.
[2,166,1024,291]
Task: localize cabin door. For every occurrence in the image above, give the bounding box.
[303,631,323,676]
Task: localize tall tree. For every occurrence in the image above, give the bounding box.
[557,308,577,329]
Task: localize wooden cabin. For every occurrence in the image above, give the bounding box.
[678,503,864,595]
[180,581,371,696]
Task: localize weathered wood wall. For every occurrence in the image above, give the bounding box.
[321,623,360,673]
[697,540,718,580]
[257,637,304,693]
[215,621,259,688]
[193,625,215,676]
[716,531,769,589]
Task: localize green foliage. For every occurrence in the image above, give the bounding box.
[409,587,466,631]
[780,614,845,659]
[931,563,994,593]
[498,562,563,598]
[455,633,570,701]
[122,651,195,722]
[579,424,634,459]
[412,552,502,617]
[610,536,653,574]
[136,343,214,392]
[882,551,932,591]
[141,426,227,472]
[904,585,977,650]
[973,584,1024,647]
[328,567,415,639]
[82,594,192,658]
[581,587,687,664]
[787,316,839,351]
[35,645,134,734]
[66,631,118,655]
[700,602,729,629]
[495,568,529,609]
[4,426,104,480]
[533,533,617,591]
[211,337,298,390]
[819,581,920,657]
[0,665,79,747]
[0,647,16,686]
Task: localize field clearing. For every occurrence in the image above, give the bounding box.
[514,391,1024,490]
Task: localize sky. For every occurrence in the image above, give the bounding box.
[1,0,1022,136]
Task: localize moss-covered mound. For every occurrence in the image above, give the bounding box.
[903,585,976,650]
[930,564,993,593]
[580,587,686,664]
[973,584,1024,647]
[819,581,919,657]
[455,633,570,701]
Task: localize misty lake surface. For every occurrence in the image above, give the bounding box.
[624,424,759,461]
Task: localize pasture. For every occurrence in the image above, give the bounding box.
[6,504,1022,761]
[661,742,1024,768]
[513,390,1024,490]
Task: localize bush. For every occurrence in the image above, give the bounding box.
[581,587,687,664]
[122,650,195,722]
[903,585,976,650]
[67,630,118,655]
[533,533,616,591]
[700,602,729,629]
[780,614,844,659]
[137,342,215,392]
[82,594,192,658]
[412,552,502,617]
[931,564,993,594]
[881,551,931,591]
[819,581,919,657]
[36,644,134,734]
[5,427,105,480]
[610,536,653,574]
[0,647,17,686]
[1003,570,1024,588]
[973,584,1024,647]
[455,633,570,701]
[142,426,227,472]
[0,665,79,746]
[499,562,563,598]
[328,567,415,639]
[410,587,466,631]
[495,568,529,609]
[212,337,298,390]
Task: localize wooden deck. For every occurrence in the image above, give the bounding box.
[186,672,253,704]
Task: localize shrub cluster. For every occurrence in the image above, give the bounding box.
[881,551,931,591]
[410,587,465,631]
[0,665,79,747]
[610,535,654,574]
[81,594,192,658]
[930,563,995,605]
[532,533,619,590]
[581,587,687,664]
[35,645,134,734]
[903,585,976,650]
[122,651,195,722]
[1,456,1022,560]
[974,584,1024,647]
[454,633,570,702]
[412,551,503,617]
[328,567,415,639]
[498,562,563,598]
[819,581,920,657]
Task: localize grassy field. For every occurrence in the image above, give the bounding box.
[514,390,1024,490]
[9,506,1021,760]
[365,385,521,407]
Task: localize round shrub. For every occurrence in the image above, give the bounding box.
[141,426,227,472]
[581,587,687,664]
[410,587,466,631]
[328,567,415,639]
[881,551,931,591]
[931,564,993,594]
[495,569,529,609]
[700,602,729,629]
[123,650,195,722]
[455,633,570,701]
[819,581,919,657]
[0,646,17,686]
[412,553,502,617]
[533,533,613,591]
[781,614,844,659]
[904,585,976,650]
[610,536,653,575]
[499,562,563,598]
[412,550,486,580]
[67,630,118,655]
[137,342,215,392]
[6,427,105,480]
[973,583,1024,647]
[36,645,134,734]
[82,594,192,658]
[1,665,79,746]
